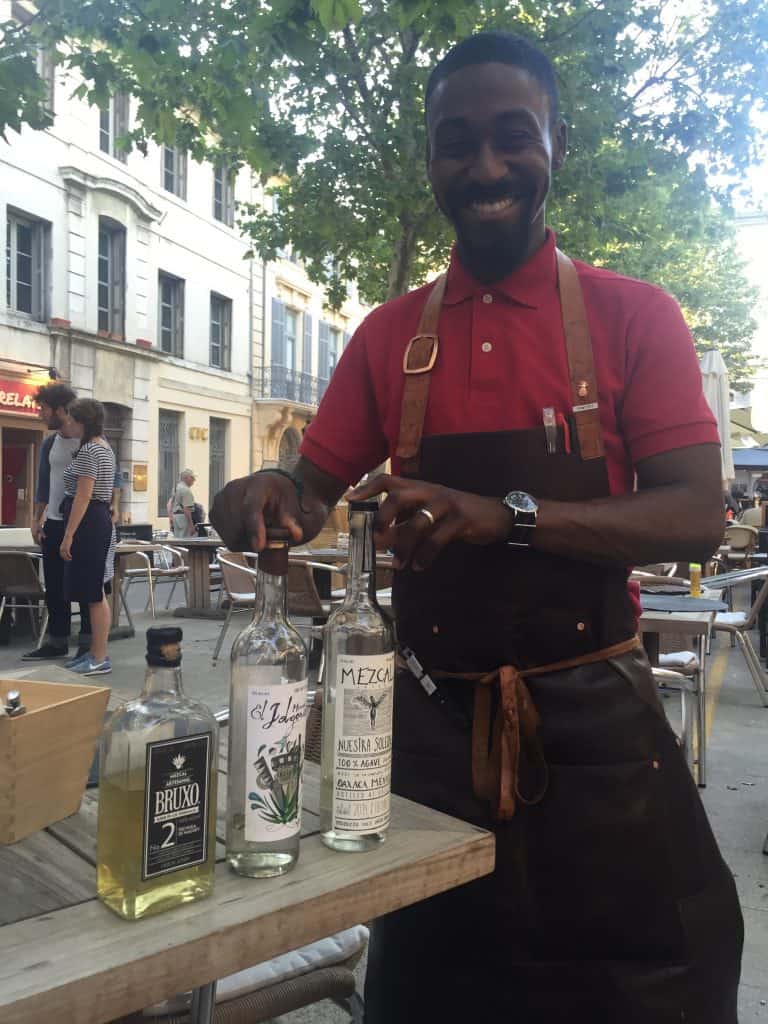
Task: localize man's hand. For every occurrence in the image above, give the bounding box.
[211,473,304,551]
[211,460,347,553]
[31,520,44,545]
[348,475,510,570]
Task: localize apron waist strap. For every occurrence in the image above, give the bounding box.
[431,635,643,821]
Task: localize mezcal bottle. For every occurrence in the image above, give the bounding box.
[226,529,308,877]
[320,500,395,851]
[97,627,218,920]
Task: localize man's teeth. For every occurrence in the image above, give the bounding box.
[469,196,521,212]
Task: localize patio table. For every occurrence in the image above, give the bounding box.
[163,536,223,618]
[0,751,494,1024]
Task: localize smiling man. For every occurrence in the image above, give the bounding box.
[212,32,742,1022]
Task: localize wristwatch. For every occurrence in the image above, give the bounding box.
[502,491,539,548]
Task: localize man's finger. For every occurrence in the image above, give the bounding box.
[346,474,400,502]
[383,510,440,569]
[412,519,460,572]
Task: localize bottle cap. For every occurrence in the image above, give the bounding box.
[348,500,379,514]
[260,529,290,574]
[146,626,182,667]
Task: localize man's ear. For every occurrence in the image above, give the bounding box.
[551,118,568,172]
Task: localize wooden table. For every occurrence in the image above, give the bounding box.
[0,761,494,1024]
[164,536,223,618]
[290,547,394,570]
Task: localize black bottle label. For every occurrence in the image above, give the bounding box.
[142,732,212,880]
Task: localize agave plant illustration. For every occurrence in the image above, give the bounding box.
[249,734,303,825]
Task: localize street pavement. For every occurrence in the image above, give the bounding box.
[1,580,768,1021]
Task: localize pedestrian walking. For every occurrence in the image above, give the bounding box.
[23,383,92,661]
[211,32,742,1023]
[168,469,197,538]
[59,398,116,676]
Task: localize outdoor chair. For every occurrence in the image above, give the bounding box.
[121,544,190,618]
[0,549,48,645]
[211,552,258,665]
[710,573,768,707]
[739,505,765,528]
[716,523,759,572]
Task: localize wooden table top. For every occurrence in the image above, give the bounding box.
[164,536,222,548]
[0,747,493,1023]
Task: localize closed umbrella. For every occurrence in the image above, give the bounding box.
[700,349,735,485]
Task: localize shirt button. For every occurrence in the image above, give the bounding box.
[481,341,493,353]
[482,293,493,304]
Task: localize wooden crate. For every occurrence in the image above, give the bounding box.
[0,678,110,844]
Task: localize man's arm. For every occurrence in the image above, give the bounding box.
[211,457,347,552]
[347,443,724,571]
[32,435,53,543]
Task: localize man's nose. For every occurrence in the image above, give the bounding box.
[469,141,509,185]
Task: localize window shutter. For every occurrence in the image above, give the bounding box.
[271,298,286,367]
[303,313,313,373]
[343,330,351,349]
[319,321,330,380]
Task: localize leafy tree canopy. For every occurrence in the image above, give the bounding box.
[1,0,765,387]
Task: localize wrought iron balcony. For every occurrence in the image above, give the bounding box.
[261,365,330,406]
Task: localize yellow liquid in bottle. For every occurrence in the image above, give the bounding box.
[97,769,216,920]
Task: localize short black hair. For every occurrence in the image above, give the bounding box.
[425,31,560,124]
[35,382,76,410]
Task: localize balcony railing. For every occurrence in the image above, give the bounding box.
[261,365,330,406]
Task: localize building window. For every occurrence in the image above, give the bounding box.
[35,46,55,114]
[99,93,129,162]
[209,417,228,509]
[97,217,126,337]
[213,164,235,226]
[210,293,232,370]
[162,145,187,199]
[284,308,298,374]
[158,410,180,516]
[6,210,48,321]
[158,272,184,356]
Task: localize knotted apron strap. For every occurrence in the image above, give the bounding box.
[396,273,447,476]
[434,635,642,820]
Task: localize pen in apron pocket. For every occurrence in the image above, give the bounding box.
[543,407,557,454]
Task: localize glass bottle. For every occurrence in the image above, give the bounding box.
[226,530,308,877]
[97,627,218,920]
[320,500,395,852]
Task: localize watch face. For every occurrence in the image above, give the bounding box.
[505,491,538,513]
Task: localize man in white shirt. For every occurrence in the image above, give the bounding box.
[23,383,91,661]
[168,469,197,538]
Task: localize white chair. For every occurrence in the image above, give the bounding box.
[122,543,190,618]
[211,553,259,665]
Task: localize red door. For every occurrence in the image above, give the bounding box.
[2,445,27,524]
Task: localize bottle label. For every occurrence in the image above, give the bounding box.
[142,732,212,881]
[332,652,394,834]
[245,676,308,842]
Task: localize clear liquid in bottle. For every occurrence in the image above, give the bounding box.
[320,501,395,852]
[226,531,308,877]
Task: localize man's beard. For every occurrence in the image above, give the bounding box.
[442,178,538,282]
[49,412,63,430]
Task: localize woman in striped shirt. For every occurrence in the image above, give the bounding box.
[60,399,116,675]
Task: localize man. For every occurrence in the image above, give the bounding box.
[211,32,742,1023]
[25,382,91,661]
[168,469,196,538]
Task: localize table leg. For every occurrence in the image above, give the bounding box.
[174,549,224,619]
[190,981,217,1024]
[108,554,134,640]
[696,633,707,788]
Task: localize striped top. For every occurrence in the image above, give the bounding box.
[63,441,116,502]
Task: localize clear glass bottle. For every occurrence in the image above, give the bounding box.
[226,530,308,877]
[320,500,395,851]
[97,627,218,920]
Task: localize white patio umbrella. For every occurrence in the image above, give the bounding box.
[699,348,735,486]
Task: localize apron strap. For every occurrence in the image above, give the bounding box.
[555,248,604,460]
[396,273,448,476]
[395,248,606,474]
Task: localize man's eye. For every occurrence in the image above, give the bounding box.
[497,131,534,149]
[436,139,474,158]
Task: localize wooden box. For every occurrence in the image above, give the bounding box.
[0,679,110,844]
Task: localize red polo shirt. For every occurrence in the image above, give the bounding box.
[302,232,718,493]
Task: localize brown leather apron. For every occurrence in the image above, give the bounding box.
[363,251,743,1023]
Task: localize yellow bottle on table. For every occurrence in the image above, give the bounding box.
[689,562,702,598]
[97,627,218,919]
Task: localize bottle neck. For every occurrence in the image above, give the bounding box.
[346,510,375,600]
[256,570,288,624]
[142,663,184,696]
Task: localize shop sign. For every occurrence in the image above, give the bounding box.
[0,378,39,417]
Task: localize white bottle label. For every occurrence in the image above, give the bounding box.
[332,652,394,834]
[244,675,308,842]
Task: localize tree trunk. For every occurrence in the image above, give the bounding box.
[385,223,416,301]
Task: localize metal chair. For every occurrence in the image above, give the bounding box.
[710,574,768,708]
[0,550,48,645]
[211,553,258,665]
[122,544,190,618]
